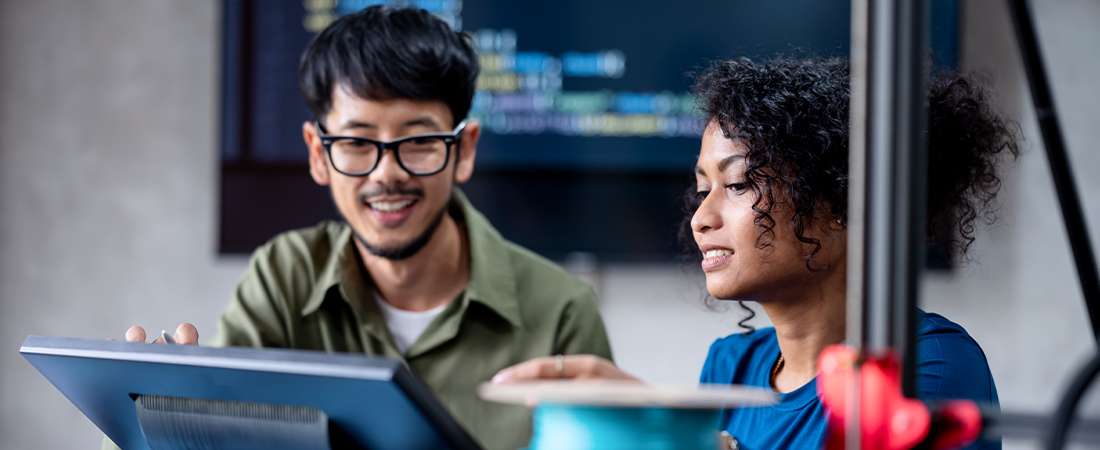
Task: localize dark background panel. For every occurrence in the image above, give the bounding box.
[220,168,693,261]
[220,167,335,253]
[460,171,694,260]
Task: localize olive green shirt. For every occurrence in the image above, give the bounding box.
[104,189,612,450]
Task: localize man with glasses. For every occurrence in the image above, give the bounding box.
[113,6,612,450]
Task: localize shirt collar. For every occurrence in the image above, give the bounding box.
[298,188,523,329]
[453,188,522,328]
[300,224,359,317]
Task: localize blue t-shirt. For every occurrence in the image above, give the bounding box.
[699,311,999,450]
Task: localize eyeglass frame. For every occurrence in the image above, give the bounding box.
[314,119,468,177]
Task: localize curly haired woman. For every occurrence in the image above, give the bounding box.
[492,56,1019,450]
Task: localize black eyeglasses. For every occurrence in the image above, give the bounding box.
[315,120,467,176]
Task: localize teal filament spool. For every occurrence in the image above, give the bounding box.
[529,404,721,450]
[478,381,775,450]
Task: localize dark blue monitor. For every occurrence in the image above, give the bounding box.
[20,336,483,450]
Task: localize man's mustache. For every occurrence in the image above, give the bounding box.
[357,184,425,204]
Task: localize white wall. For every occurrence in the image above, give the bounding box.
[1,0,1098,449]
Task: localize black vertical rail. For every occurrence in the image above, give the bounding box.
[840,0,928,444]
[849,0,928,442]
[1007,0,1100,344]
[894,0,930,399]
[857,0,929,388]
[847,0,930,445]
[846,0,870,445]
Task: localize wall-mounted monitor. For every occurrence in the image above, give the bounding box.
[219,0,959,261]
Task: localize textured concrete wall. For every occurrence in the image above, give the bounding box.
[925,0,1100,414]
[1,1,1098,449]
[0,1,245,448]
[920,1,1100,446]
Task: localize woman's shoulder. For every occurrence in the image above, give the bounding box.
[917,310,972,336]
[914,310,999,404]
[915,310,991,362]
[700,328,779,385]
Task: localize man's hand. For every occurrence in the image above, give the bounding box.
[491,354,640,383]
[119,323,200,345]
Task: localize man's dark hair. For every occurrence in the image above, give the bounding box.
[299,6,480,126]
[681,56,1021,270]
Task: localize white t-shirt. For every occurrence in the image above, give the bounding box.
[373,291,449,355]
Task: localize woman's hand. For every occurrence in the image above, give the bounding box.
[491,354,641,383]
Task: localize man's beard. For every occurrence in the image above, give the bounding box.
[354,206,447,260]
[349,185,451,261]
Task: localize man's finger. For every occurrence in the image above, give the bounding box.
[175,323,199,345]
[125,326,147,343]
[151,338,165,344]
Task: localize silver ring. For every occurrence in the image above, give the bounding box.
[555,354,565,378]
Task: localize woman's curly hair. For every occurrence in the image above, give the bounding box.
[681,57,1021,273]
